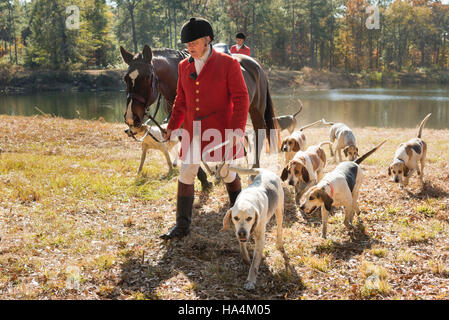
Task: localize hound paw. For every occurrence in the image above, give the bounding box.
[244,281,255,291]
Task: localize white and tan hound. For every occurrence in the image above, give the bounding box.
[280,119,323,164]
[280,141,332,204]
[125,123,179,174]
[221,166,284,291]
[322,120,359,162]
[388,113,431,188]
[299,140,386,238]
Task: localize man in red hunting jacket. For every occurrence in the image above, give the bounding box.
[230,33,251,56]
[160,17,250,240]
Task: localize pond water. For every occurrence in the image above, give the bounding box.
[1,86,448,129]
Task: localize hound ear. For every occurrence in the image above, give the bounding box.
[280,167,289,181]
[120,46,134,65]
[343,147,348,157]
[221,209,232,231]
[388,166,391,176]
[142,45,153,64]
[321,190,333,211]
[403,166,410,177]
[301,166,310,183]
[292,141,300,152]
[250,210,259,234]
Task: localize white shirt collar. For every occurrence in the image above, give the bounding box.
[194,44,212,75]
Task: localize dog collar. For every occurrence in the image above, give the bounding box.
[327,182,334,198]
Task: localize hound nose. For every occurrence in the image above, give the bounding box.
[237,229,247,239]
[289,180,294,186]
[394,177,399,183]
[300,204,305,211]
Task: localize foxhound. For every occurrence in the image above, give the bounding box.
[280,141,332,204]
[274,100,303,135]
[322,120,359,162]
[299,140,386,238]
[125,123,179,174]
[388,113,431,188]
[280,119,324,164]
[221,166,284,291]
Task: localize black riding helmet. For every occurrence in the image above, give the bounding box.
[180,17,214,43]
[236,32,246,40]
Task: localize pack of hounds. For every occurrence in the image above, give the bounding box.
[130,108,432,291]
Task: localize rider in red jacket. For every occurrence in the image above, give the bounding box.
[161,18,250,240]
[230,32,251,56]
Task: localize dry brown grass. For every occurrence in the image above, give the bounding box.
[0,115,448,299]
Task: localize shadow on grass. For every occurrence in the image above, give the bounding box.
[407,181,449,199]
[312,216,376,261]
[117,204,305,299]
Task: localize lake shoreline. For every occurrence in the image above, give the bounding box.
[1,66,448,94]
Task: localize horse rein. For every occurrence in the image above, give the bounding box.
[127,64,169,144]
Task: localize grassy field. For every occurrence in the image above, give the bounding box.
[0,114,448,300]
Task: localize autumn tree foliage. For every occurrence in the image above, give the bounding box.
[0,0,448,71]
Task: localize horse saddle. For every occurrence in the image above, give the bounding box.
[213,43,231,56]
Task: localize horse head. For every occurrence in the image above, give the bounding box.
[120,45,159,131]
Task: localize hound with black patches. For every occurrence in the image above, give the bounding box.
[299,140,386,238]
[388,113,431,188]
[280,119,324,164]
[280,141,332,204]
[322,120,359,162]
[274,101,303,135]
[125,123,179,174]
[220,166,284,291]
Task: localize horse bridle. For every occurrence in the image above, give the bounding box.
[126,63,168,143]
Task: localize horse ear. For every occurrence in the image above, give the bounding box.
[142,45,153,64]
[120,46,134,65]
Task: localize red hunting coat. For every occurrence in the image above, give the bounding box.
[230,44,251,56]
[167,48,250,162]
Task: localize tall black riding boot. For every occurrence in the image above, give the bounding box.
[225,175,242,207]
[160,181,194,240]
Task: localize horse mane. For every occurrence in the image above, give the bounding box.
[152,48,189,61]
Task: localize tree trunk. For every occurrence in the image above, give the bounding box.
[309,0,315,67]
[174,7,177,48]
[8,4,12,63]
[128,4,138,52]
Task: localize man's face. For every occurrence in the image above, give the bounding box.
[186,37,209,59]
[236,38,244,46]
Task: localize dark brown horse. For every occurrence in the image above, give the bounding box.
[120,44,279,172]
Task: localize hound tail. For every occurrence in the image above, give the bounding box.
[321,118,334,126]
[227,166,262,176]
[416,113,431,138]
[318,141,333,155]
[299,119,324,131]
[355,140,387,165]
[292,100,304,118]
